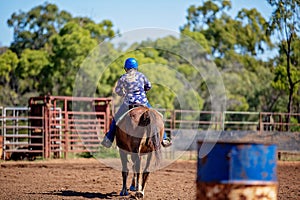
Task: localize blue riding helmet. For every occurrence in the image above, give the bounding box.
[124,58,138,70]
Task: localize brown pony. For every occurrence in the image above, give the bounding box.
[115,106,164,198]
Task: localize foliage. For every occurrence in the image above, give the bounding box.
[7,3,72,56]
[17,49,50,93]
[0,50,19,105]
[182,0,272,57]
[2,3,117,105]
[0,0,299,117]
[49,22,98,96]
[267,0,300,117]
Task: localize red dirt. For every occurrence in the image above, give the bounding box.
[0,159,299,200]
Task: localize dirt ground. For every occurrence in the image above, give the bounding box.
[0,158,299,200]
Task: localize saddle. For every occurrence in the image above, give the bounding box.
[116,104,147,126]
[128,105,150,126]
[128,104,145,110]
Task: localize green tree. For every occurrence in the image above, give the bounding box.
[0,50,19,105]
[267,0,300,123]
[184,2,272,57]
[180,0,275,113]
[235,8,273,56]
[7,2,116,56]
[81,19,116,43]
[182,0,232,31]
[141,36,206,110]
[222,53,275,111]
[180,29,211,54]
[5,2,118,100]
[48,22,98,96]
[16,49,50,102]
[271,38,300,112]
[7,3,72,55]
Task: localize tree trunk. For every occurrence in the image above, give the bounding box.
[285,37,293,131]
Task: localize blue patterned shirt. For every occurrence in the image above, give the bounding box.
[115,69,151,105]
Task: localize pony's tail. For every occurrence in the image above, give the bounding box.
[153,130,162,167]
[147,110,162,167]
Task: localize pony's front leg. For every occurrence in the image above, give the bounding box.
[119,150,129,196]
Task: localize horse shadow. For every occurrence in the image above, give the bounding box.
[44,190,119,199]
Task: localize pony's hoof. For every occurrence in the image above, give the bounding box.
[120,190,129,196]
[135,191,144,198]
[129,185,136,191]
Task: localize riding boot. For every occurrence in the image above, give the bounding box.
[162,132,172,147]
[101,119,116,148]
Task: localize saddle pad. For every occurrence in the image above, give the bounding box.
[116,107,163,126]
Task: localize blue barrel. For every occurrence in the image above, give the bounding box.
[197,141,278,200]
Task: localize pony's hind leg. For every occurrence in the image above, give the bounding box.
[131,153,142,192]
[135,171,150,198]
[136,152,153,198]
[119,150,129,196]
[129,167,137,191]
[134,153,153,199]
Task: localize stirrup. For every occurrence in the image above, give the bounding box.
[162,138,172,147]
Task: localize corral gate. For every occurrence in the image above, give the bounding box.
[1,96,113,160]
[0,106,39,160]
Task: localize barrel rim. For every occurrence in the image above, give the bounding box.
[196,180,278,185]
[197,140,277,146]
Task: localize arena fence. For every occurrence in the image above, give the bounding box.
[0,96,113,160]
[0,97,299,160]
[157,109,300,133]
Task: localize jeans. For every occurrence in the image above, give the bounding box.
[105,102,168,142]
